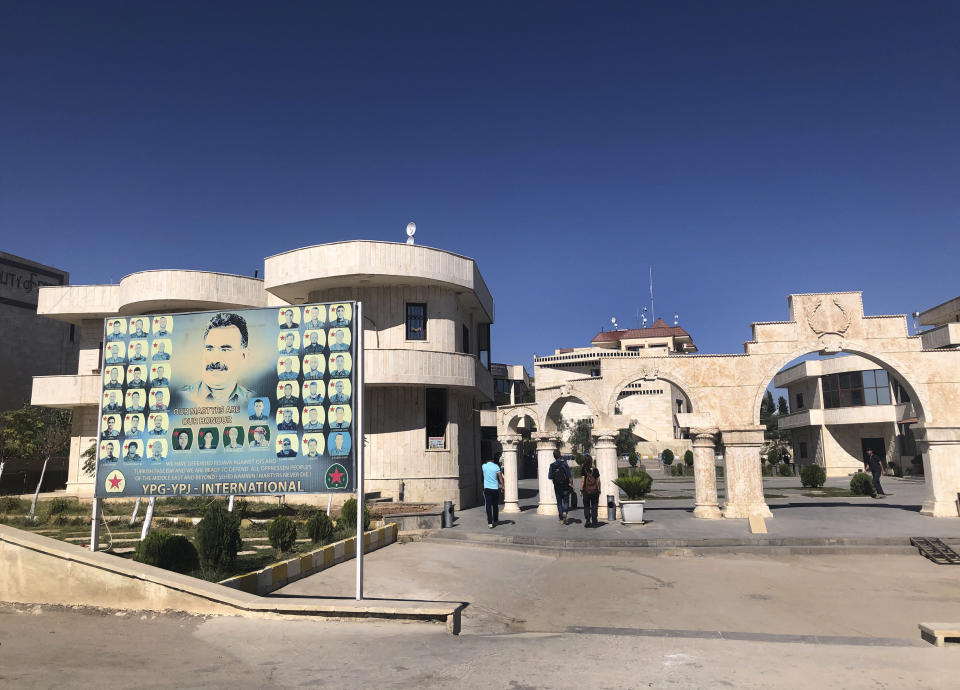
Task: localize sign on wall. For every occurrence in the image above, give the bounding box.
[94,302,359,498]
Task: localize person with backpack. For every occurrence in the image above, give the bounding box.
[481,455,504,528]
[548,449,573,524]
[580,454,601,528]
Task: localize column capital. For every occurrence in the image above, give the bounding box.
[720,426,766,447]
[592,430,617,449]
[499,434,522,447]
[534,434,559,450]
[690,428,718,447]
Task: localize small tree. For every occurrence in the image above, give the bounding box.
[568,419,593,456]
[615,421,637,457]
[196,501,242,571]
[628,451,638,468]
[0,403,44,490]
[27,409,72,522]
[777,396,789,415]
[661,449,674,466]
[684,450,694,468]
[268,515,298,555]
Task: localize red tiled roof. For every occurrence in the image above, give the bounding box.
[591,319,691,343]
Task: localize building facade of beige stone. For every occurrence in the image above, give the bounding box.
[31,241,494,508]
[498,292,960,520]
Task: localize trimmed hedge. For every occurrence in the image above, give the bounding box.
[684,450,694,467]
[778,462,793,477]
[196,501,242,569]
[661,449,674,466]
[800,464,826,488]
[268,515,298,554]
[305,511,334,543]
[340,497,371,532]
[850,472,877,497]
[134,531,199,574]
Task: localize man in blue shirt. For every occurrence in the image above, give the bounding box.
[104,392,122,413]
[278,409,297,431]
[149,415,166,436]
[105,343,125,365]
[102,416,120,439]
[329,406,349,429]
[127,391,144,413]
[107,320,124,341]
[150,365,169,388]
[304,381,324,405]
[104,368,123,389]
[303,331,324,354]
[329,354,350,377]
[329,329,349,352]
[131,319,147,339]
[150,390,167,411]
[329,432,351,456]
[280,333,299,357]
[277,383,298,407]
[548,450,574,524]
[129,342,147,363]
[278,358,298,380]
[481,455,504,528]
[330,305,349,327]
[152,341,170,361]
[303,356,323,379]
[277,437,297,457]
[124,441,142,463]
[329,380,349,404]
[280,309,299,329]
[249,398,269,420]
[303,407,323,430]
[304,306,324,330]
[129,367,146,389]
[154,316,170,337]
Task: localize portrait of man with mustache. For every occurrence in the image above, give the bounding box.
[180,312,254,407]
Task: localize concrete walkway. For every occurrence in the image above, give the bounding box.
[435,476,960,550]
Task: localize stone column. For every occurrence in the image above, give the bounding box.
[593,433,619,505]
[500,435,521,514]
[691,428,722,519]
[917,427,960,517]
[720,426,772,519]
[536,435,560,515]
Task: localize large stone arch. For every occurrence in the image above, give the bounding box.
[541,387,604,433]
[605,368,702,418]
[750,341,931,427]
[497,404,541,436]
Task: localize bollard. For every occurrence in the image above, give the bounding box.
[606,494,616,522]
[442,500,454,528]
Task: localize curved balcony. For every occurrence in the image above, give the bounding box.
[32,375,102,408]
[364,349,494,400]
[118,270,267,315]
[265,241,493,321]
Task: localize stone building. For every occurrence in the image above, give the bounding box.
[533,320,698,459]
[31,241,494,507]
[775,355,917,477]
[0,252,78,493]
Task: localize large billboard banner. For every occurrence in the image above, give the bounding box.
[94,302,360,498]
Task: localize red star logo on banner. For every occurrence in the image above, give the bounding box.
[328,467,344,484]
[108,473,122,489]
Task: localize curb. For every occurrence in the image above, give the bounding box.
[221,523,399,595]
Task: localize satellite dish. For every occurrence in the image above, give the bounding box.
[611,317,616,324]
[405,221,416,245]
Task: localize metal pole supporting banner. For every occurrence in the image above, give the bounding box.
[355,301,364,601]
[90,497,101,552]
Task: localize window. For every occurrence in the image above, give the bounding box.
[425,388,447,449]
[406,303,426,340]
[494,379,512,406]
[460,324,470,354]
[822,369,890,409]
[676,400,683,414]
[590,368,601,377]
[795,393,804,410]
[799,442,808,459]
[478,323,491,368]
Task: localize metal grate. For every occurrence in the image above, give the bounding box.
[911,537,960,565]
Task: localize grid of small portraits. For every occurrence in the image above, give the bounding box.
[271,303,354,459]
[100,315,173,465]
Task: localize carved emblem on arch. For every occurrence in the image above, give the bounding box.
[640,364,660,381]
[805,297,851,353]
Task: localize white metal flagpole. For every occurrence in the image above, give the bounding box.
[355,301,365,601]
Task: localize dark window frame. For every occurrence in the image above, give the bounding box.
[405,303,427,341]
[425,387,447,449]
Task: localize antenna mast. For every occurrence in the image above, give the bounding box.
[649,266,655,323]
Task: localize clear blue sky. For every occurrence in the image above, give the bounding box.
[2,1,957,375]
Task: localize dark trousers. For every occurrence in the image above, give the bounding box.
[871,470,885,496]
[583,492,599,524]
[483,488,500,524]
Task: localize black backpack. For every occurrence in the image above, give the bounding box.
[551,461,568,491]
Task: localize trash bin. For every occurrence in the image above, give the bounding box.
[442,500,454,528]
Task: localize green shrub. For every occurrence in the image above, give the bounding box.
[0,496,27,514]
[134,531,200,574]
[850,472,876,497]
[661,449,674,466]
[628,451,638,468]
[684,450,694,467]
[268,515,298,554]
[778,462,793,477]
[195,501,242,570]
[305,511,334,543]
[800,464,826,488]
[761,465,772,477]
[613,471,653,499]
[766,449,779,466]
[339,497,371,532]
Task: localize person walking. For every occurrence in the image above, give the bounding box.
[548,449,573,524]
[864,448,887,498]
[580,454,601,528]
[482,455,504,528]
